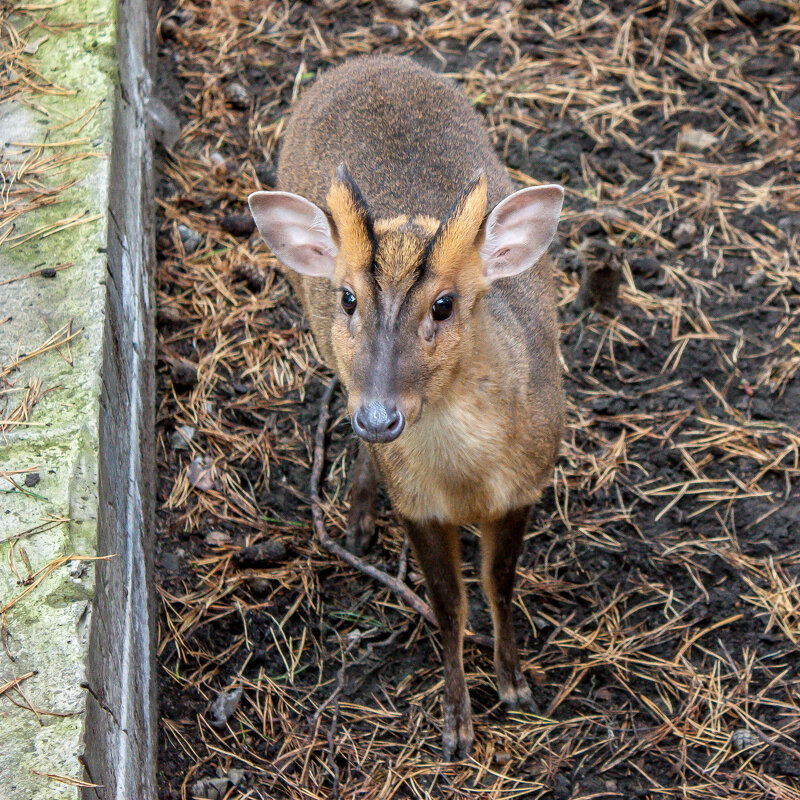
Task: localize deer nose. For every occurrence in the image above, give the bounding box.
[352,401,405,443]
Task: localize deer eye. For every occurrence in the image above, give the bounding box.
[341,289,357,315]
[431,294,454,322]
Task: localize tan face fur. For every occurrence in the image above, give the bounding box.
[249,164,563,445]
[326,171,490,432]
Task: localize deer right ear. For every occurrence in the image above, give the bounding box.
[248,191,337,279]
[480,185,564,281]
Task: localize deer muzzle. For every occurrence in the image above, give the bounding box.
[352,400,406,443]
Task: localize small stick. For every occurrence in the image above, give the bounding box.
[749,724,800,764]
[0,261,73,286]
[310,377,493,649]
[396,537,409,582]
[309,377,437,627]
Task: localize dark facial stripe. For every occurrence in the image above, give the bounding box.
[409,249,429,291]
[418,171,485,290]
[335,162,378,260]
[423,170,484,261]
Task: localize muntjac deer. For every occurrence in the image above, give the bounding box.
[249,55,564,760]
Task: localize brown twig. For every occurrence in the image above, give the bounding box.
[309,376,437,628]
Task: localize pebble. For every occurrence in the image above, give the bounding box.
[68,561,87,580]
[161,17,180,40]
[157,306,182,326]
[190,780,208,798]
[385,0,420,17]
[178,224,202,254]
[678,126,719,151]
[187,456,216,492]
[204,777,231,799]
[170,359,197,391]
[750,397,772,419]
[671,219,697,248]
[22,35,47,55]
[170,424,195,450]
[246,575,270,594]
[590,396,613,412]
[778,214,800,233]
[156,233,172,252]
[742,269,766,290]
[209,152,228,178]
[553,774,571,800]
[210,686,243,727]
[226,82,250,109]
[731,727,760,750]
[372,23,403,41]
[234,540,291,567]
[227,769,245,787]
[205,530,232,547]
[594,686,614,702]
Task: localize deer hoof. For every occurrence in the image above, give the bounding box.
[498,669,540,714]
[346,505,375,556]
[442,696,474,761]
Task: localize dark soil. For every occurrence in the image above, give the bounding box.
[153,1,800,798]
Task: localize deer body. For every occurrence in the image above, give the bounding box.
[250,55,564,759]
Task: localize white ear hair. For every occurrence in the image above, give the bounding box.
[248,191,337,278]
[479,185,564,281]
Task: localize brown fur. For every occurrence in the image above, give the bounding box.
[273,55,565,758]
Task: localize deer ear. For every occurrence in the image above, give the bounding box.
[248,191,337,278]
[479,185,564,282]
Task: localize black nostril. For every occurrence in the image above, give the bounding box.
[386,410,403,434]
[353,401,406,443]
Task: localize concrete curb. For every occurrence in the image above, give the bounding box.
[0,0,157,797]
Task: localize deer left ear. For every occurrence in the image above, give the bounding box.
[480,185,564,282]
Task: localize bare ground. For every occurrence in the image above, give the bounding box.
[153,2,800,798]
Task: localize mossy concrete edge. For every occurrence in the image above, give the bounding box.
[81,0,158,796]
[0,0,157,796]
